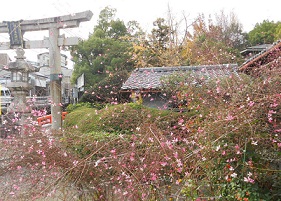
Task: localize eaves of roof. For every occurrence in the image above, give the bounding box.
[121,64,237,91]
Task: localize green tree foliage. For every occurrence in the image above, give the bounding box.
[80,70,129,103]
[146,18,171,66]
[248,20,281,45]
[70,6,134,89]
[275,23,281,41]
[132,17,183,67]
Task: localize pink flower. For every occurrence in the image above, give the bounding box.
[150,173,157,181]
[248,101,255,107]
[244,176,255,183]
[235,144,241,154]
[226,114,234,121]
[130,152,135,161]
[270,102,278,108]
[197,127,204,133]
[73,160,78,166]
[178,118,184,125]
[216,87,221,93]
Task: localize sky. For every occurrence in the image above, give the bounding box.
[0,0,280,67]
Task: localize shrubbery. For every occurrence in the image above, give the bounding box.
[1,68,280,200]
[61,69,281,200]
[64,103,187,135]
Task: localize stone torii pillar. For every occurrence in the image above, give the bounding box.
[0,11,93,130]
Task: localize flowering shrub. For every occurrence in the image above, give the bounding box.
[1,67,280,200]
[61,68,281,200]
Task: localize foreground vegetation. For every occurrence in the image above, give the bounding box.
[0,69,280,200]
[57,69,281,200]
[1,6,281,201]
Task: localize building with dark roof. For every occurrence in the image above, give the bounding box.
[121,64,238,109]
[239,40,281,75]
[240,44,273,57]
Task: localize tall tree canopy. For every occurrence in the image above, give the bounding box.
[71,7,134,88]
[248,20,281,45]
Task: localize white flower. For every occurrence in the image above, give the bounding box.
[247,172,253,177]
[230,172,237,178]
[95,159,101,167]
[215,145,220,151]
[251,141,258,146]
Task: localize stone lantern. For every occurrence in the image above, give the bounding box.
[6,47,36,113]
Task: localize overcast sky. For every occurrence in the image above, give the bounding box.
[0,0,280,65]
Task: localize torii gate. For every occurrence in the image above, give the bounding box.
[0,10,93,130]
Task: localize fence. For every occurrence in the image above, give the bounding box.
[37,111,68,126]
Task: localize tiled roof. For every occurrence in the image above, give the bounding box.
[121,64,238,91]
[240,44,273,56]
[239,40,281,73]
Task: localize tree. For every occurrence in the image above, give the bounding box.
[214,10,247,50]
[71,7,134,89]
[248,20,281,45]
[138,18,172,67]
[132,16,185,67]
[275,23,281,41]
[181,12,244,65]
[80,70,129,103]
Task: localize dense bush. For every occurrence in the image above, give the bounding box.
[64,103,188,135]
[66,102,105,113]
[61,69,281,200]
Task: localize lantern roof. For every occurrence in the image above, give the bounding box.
[7,48,35,72]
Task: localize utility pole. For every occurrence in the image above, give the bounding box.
[0,10,93,130]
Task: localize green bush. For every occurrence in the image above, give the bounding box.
[66,102,104,113]
[64,103,187,135]
[64,107,101,133]
[63,69,281,200]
